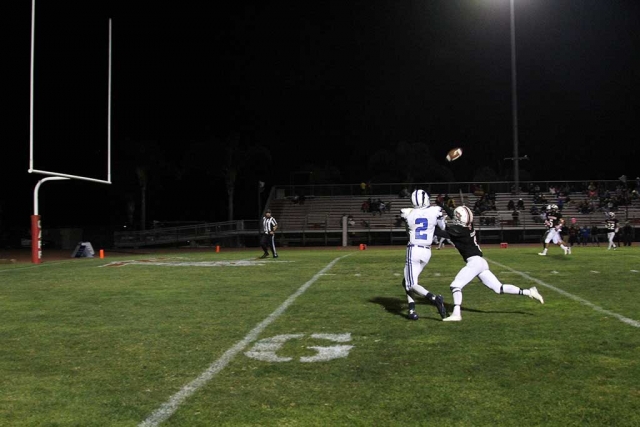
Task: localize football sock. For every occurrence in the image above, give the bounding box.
[451,305,461,317]
[451,288,462,306]
[502,284,526,295]
[411,284,430,299]
[408,302,416,312]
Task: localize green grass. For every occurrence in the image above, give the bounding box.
[1,246,639,426]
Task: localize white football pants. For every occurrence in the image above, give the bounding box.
[404,245,432,292]
[544,228,562,244]
[450,256,502,294]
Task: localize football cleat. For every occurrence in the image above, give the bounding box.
[260,253,269,259]
[407,310,419,320]
[529,287,544,304]
[564,247,569,255]
[538,252,546,256]
[434,295,447,319]
[273,254,279,258]
[443,314,462,322]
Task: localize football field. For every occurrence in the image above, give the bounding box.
[1,246,639,426]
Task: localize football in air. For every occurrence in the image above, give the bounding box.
[446,148,463,162]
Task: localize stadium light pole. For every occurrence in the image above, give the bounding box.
[509,0,521,195]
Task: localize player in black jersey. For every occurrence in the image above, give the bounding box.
[604,212,619,250]
[435,204,544,322]
[538,204,571,256]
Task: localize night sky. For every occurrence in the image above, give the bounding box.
[2,0,639,235]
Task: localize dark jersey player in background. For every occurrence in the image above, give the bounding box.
[435,203,544,322]
[604,212,619,250]
[539,204,571,256]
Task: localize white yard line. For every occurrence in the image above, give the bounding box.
[486,258,640,329]
[0,265,44,273]
[139,254,352,427]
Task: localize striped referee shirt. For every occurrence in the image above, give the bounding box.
[262,216,278,234]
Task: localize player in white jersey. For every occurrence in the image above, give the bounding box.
[400,189,448,320]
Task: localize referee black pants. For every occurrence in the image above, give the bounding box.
[260,233,277,256]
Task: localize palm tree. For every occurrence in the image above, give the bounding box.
[183,134,272,221]
[119,138,169,230]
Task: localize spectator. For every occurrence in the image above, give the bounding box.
[580,226,590,246]
[623,221,634,246]
[361,199,370,213]
[507,199,515,211]
[399,187,410,198]
[511,209,520,226]
[568,224,579,247]
[517,198,525,210]
[366,197,375,213]
[446,197,456,210]
[360,182,367,195]
[377,199,386,215]
[590,224,600,246]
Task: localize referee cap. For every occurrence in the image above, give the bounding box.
[265,209,271,213]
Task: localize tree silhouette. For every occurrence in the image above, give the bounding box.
[368,141,455,184]
[119,138,171,230]
[182,134,272,221]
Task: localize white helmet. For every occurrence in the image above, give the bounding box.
[609,212,615,219]
[453,206,474,227]
[411,189,430,208]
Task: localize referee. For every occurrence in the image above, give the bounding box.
[260,209,278,258]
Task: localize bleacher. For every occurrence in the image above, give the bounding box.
[112,180,640,247]
[266,188,640,246]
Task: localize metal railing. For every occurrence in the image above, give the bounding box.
[114,220,260,248]
[274,179,633,199]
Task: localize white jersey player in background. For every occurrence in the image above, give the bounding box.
[400,189,448,320]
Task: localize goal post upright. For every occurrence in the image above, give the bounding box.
[28,0,114,263]
[31,177,70,264]
[107,18,112,184]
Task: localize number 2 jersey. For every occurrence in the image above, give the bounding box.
[401,206,445,246]
[435,205,483,262]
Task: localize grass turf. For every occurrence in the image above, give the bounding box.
[1,246,639,426]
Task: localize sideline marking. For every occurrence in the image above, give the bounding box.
[0,265,45,273]
[99,259,293,268]
[139,254,352,427]
[486,258,640,329]
[0,259,84,273]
